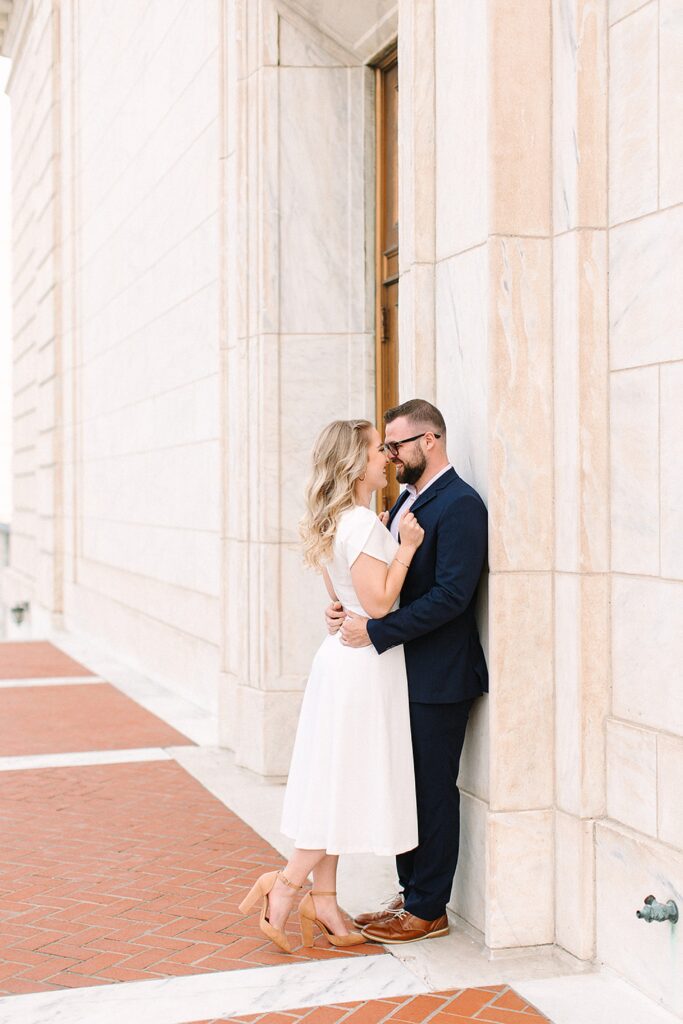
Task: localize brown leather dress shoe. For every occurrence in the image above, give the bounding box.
[361,910,449,944]
[353,894,404,928]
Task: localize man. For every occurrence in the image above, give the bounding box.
[326,398,488,944]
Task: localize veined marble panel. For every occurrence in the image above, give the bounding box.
[451,792,486,934]
[660,361,683,580]
[79,517,220,596]
[435,244,488,501]
[459,691,490,803]
[235,684,303,776]
[278,10,347,67]
[554,230,608,574]
[610,204,683,370]
[555,573,609,818]
[657,733,683,848]
[610,367,659,575]
[486,809,554,948]
[0,748,172,772]
[489,0,551,237]
[435,0,487,258]
[489,573,553,811]
[279,333,375,544]
[278,66,368,335]
[555,812,595,961]
[608,3,658,224]
[0,956,426,1024]
[398,0,435,269]
[609,0,652,23]
[660,0,683,208]
[398,264,437,402]
[516,973,682,1024]
[66,581,221,720]
[489,238,553,571]
[612,575,683,736]
[0,676,103,688]
[606,719,657,836]
[596,820,683,1018]
[553,0,607,232]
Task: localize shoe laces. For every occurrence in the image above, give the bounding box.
[381,894,404,917]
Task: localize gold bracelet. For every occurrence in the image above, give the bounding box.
[395,557,411,569]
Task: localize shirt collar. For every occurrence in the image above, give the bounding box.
[405,464,453,499]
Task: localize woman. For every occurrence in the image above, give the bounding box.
[239,419,423,951]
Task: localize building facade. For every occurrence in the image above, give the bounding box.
[1,0,682,1014]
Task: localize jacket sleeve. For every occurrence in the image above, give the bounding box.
[367,494,487,655]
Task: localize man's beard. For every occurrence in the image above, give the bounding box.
[394,451,426,486]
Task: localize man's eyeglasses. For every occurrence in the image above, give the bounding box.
[379,432,441,458]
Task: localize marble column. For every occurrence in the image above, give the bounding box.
[552,0,608,962]
[486,0,555,949]
[397,0,436,402]
[219,0,376,775]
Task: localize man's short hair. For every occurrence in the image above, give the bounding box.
[383,398,447,436]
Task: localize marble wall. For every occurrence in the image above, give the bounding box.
[3,0,224,705]
[1,0,60,637]
[601,0,683,1011]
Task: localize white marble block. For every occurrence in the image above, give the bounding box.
[486,809,554,948]
[610,367,659,575]
[596,821,683,1018]
[660,362,683,580]
[555,811,595,960]
[657,733,683,848]
[489,237,553,572]
[606,719,657,838]
[610,205,683,369]
[612,575,683,736]
[451,792,487,934]
[489,572,553,812]
[608,2,658,224]
[555,572,609,819]
[435,0,487,257]
[659,0,683,209]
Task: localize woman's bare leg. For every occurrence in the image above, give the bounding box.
[266,848,325,931]
[311,854,352,935]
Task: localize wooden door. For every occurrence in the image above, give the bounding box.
[375,48,399,511]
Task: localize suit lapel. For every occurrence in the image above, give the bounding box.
[411,467,457,515]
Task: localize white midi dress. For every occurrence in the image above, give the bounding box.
[280,505,418,855]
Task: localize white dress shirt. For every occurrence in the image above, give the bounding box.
[389,464,453,542]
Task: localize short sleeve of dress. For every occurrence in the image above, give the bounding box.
[343,507,393,568]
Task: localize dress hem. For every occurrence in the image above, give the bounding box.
[280,828,417,857]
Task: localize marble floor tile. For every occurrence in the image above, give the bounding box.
[388,922,591,992]
[0,676,104,688]
[515,972,681,1024]
[0,746,172,772]
[0,955,427,1024]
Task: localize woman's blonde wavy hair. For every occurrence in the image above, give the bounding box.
[300,418,373,569]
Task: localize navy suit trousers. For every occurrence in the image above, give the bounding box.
[398,699,474,921]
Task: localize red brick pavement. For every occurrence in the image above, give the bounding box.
[0,641,95,679]
[0,683,193,756]
[191,987,550,1023]
[0,759,381,995]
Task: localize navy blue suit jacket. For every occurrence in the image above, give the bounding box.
[367,468,488,704]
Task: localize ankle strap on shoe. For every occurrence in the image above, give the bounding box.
[278,871,303,890]
[311,890,336,896]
